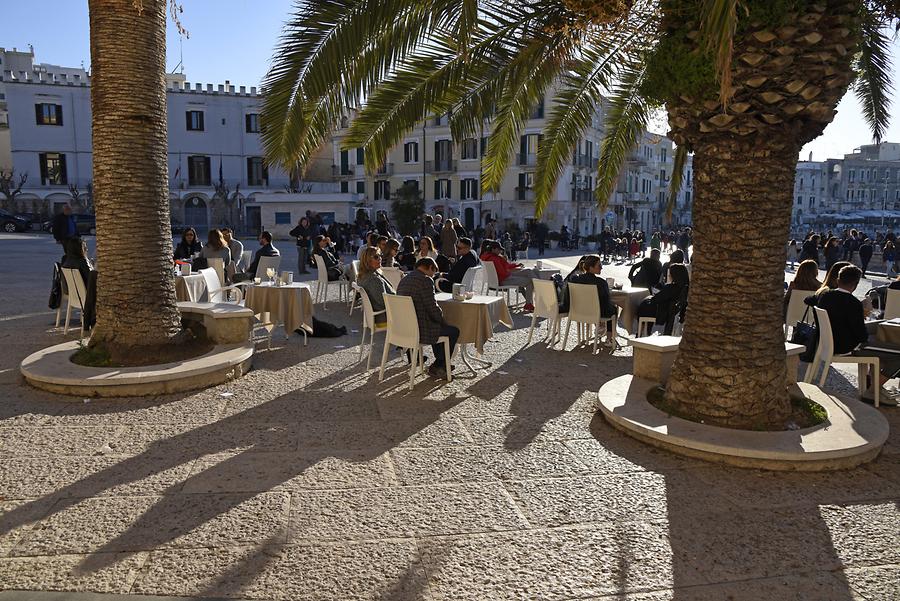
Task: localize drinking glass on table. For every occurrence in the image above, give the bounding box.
[266,267,276,283]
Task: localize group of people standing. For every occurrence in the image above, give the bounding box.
[793,228,900,277]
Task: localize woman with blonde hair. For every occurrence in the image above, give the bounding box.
[816,260,852,296]
[415,236,437,261]
[357,246,394,323]
[784,259,822,315]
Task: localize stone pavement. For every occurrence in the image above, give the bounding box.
[0,233,898,600]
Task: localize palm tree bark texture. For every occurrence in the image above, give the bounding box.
[663,0,861,428]
[88,0,182,357]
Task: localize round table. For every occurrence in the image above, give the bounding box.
[609,285,652,335]
[243,283,315,342]
[436,292,513,375]
[175,273,207,302]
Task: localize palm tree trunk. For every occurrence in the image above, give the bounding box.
[88,0,182,357]
[664,140,796,429]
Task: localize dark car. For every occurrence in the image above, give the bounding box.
[42,213,97,236]
[0,209,31,233]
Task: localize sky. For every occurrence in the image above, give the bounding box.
[3,0,900,162]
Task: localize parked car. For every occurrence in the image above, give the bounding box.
[42,213,97,236]
[0,209,32,233]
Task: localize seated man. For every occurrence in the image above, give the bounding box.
[314,234,345,280]
[628,248,663,291]
[438,237,479,293]
[235,231,280,281]
[480,241,538,312]
[395,257,460,378]
[818,265,899,405]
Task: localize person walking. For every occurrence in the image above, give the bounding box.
[676,227,692,263]
[440,220,459,260]
[859,236,874,277]
[289,216,314,274]
[884,240,896,276]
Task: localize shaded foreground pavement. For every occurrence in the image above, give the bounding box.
[0,236,898,600]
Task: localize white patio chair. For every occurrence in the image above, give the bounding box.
[804,306,880,407]
[254,255,282,281]
[637,317,657,338]
[379,294,452,389]
[238,250,252,273]
[563,282,618,354]
[885,288,900,319]
[199,267,244,304]
[348,260,363,316]
[207,257,226,287]
[482,260,520,305]
[381,267,404,291]
[313,254,349,309]
[60,268,88,339]
[527,278,567,347]
[353,282,387,369]
[784,290,814,339]
[460,265,482,293]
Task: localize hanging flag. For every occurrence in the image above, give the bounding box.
[218,156,224,183]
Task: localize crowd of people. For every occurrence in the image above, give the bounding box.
[792,227,900,277]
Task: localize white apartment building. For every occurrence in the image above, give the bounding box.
[332,93,682,235]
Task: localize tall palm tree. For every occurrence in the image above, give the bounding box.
[260,0,895,429]
[88,0,182,359]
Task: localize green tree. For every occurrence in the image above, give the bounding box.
[391,182,426,236]
[260,0,895,429]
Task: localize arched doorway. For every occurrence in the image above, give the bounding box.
[184,196,209,232]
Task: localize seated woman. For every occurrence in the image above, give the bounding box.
[200,228,232,263]
[636,262,689,335]
[397,236,417,270]
[313,234,345,281]
[61,237,97,329]
[382,238,400,268]
[174,227,202,260]
[357,246,395,324]
[558,255,590,313]
[784,259,822,316]
[660,249,685,286]
[566,255,618,331]
[415,236,438,261]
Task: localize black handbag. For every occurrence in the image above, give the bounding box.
[48,263,62,310]
[790,305,819,362]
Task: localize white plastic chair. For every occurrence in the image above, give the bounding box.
[238,250,252,273]
[199,267,244,304]
[60,268,87,339]
[207,257,226,287]
[527,278,567,347]
[637,317,656,338]
[348,260,363,316]
[313,254,348,309]
[482,260,520,305]
[379,294,452,389]
[885,288,900,319]
[460,265,482,293]
[255,255,282,281]
[784,290,813,339]
[381,267,404,291]
[353,282,387,369]
[804,306,880,407]
[563,282,618,354]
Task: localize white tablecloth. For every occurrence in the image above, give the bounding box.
[436,293,513,353]
[175,274,207,302]
[610,285,651,334]
[244,283,315,335]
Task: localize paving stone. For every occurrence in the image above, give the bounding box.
[0,552,148,594]
[504,470,736,528]
[0,391,66,425]
[844,564,900,601]
[295,418,472,450]
[864,452,900,485]
[818,503,900,567]
[565,436,704,474]
[691,466,900,509]
[181,451,396,493]
[459,412,594,446]
[0,456,197,499]
[134,540,426,600]
[390,442,589,485]
[111,423,300,456]
[54,395,227,425]
[0,498,56,556]
[220,392,381,422]
[11,493,290,556]
[289,483,526,541]
[420,523,682,600]
[0,425,124,457]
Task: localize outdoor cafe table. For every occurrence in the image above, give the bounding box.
[610,285,652,335]
[175,273,207,302]
[244,282,315,338]
[436,292,513,375]
[534,266,561,280]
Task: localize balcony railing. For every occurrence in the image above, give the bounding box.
[515,187,536,201]
[376,162,394,176]
[332,165,354,177]
[518,153,538,166]
[426,159,457,173]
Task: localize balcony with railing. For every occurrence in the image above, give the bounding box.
[427,159,457,173]
[518,153,538,167]
[376,162,394,176]
[332,165,354,178]
[515,186,536,201]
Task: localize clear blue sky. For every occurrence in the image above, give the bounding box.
[3,0,899,162]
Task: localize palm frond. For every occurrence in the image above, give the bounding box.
[594,61,651,212]
[853,8,893,143]
[665,144,689,221]
[699,0,740,106]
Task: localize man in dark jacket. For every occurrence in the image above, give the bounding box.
[52,205,76,244]
[237,231,280,281]
[289,217,313,274]
[628,249,663,291]
[676,227,692,262]
[437,237,479,292]
[859,236,874,277]
[396,257,460,378]
[818,265,899,405]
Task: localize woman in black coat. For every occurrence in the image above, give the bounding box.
[637,262,689,335]
[174,227,202,260]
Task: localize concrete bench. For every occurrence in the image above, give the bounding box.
[632,335,806,384]
[178,301,254,345]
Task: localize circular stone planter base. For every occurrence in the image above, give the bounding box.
[598,375,889,471]
[20,340,254,397]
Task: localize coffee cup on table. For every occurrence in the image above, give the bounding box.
[536,260,542,269]
[181,264,191,276]
[282,271,294,285]
[606,277,615,287]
